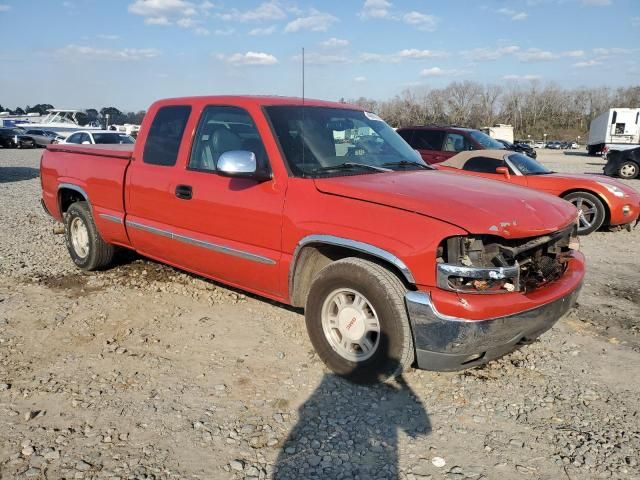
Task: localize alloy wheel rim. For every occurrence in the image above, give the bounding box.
[70,217,90,258]
[321,288,381,362]
[571,197,598,231]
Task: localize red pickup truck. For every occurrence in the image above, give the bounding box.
[40,96,585,383]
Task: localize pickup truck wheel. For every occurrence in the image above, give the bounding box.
[64,201,114,270]
[563,191,606,235]
[305,257,414,384]
[618,161,639,179]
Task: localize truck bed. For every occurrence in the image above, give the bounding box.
[46,143,134,159]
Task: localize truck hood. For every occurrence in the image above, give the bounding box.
[314,171,577,237]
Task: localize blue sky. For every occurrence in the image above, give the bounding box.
[0,0,638,111]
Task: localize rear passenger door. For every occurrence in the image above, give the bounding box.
[408,129,447,164]
[441,133,474,162]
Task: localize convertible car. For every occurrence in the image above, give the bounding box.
[435,150,640,235]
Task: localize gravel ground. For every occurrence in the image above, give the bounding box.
[0,148,639,480]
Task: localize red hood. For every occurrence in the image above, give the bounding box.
[314,171,577,238]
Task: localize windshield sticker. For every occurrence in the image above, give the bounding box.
[364,111,383,122]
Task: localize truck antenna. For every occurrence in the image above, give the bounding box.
[301,47,306,169]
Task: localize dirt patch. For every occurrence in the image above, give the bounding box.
[33,273,102,298]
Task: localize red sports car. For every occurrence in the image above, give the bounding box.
[436,150,640,235]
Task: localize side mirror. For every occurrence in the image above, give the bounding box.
[217,150,270,181]
[496,166,511,179]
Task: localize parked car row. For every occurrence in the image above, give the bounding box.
[39,95,639,384]
[545,141,579,150]
[0,128,37,149]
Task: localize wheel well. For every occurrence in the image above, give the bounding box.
[561,189,611,225]
[58,188,87,214]
[289,244,413,308]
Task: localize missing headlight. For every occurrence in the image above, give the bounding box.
[436,225,577,294]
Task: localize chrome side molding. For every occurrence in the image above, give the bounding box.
[125,220,276,265]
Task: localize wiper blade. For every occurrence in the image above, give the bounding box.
[312,162,391,173]
[382,160,431,170]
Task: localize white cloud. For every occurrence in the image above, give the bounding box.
[360,0,392,18]
[573,60,601,68]
[218,1,286,22]
[129,0,197,18]
[581,0,611,5]
[397,48,447,59]
[564,50,585,57]
[218,51,278,66]
[177,17,197,28]
[0,3,10,11]
[322,37,350,48]
[420,67,464,77]
[360,48,448,63]
[213,27,235,36]
[144,16,171,25]
[463,45,520,61]
[517,48,556,61]
[56,44,161,61]
[497,8,528,20]
[593,47,631,57]
[284,9,338,33]
[195,27,210,35]
[403,11,438,31]
[354,76,367,83]
[503,74,542,80]
[249,25,277,35]
[293,52,348,64]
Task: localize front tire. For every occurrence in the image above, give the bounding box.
[305,257,414,384]
[563,191,606,235]
[618,161,639,180]
[64,201,114,270]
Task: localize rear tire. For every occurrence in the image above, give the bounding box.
[304,257,414,384]
[563,191,606,235]
[64,201,115,270]
[618,161,639,180]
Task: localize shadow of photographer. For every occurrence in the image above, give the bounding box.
[273,334,431,479]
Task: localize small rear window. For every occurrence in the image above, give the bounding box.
[143,105,191,166]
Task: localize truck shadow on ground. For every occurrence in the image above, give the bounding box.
[0,166,39,183]
[273,337,431,480]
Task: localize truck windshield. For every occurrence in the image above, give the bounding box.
[264,106,428,177]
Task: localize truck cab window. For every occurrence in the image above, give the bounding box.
[143,105,191,166]
[189,106,269,173]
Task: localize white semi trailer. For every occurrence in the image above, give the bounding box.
[481,124,514,144]
[587,108,640,155]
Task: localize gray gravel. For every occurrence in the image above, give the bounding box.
[0,147,639,479]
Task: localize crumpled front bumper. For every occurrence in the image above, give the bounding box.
[405,281,582,371]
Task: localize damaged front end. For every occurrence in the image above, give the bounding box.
[436,224,579,294]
